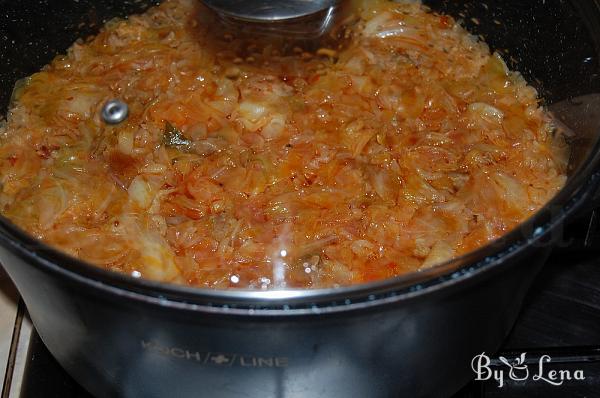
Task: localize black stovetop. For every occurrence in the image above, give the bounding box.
[18,213,600,398]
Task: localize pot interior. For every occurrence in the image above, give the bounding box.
[3,0,600,173]
[1,0,600,302]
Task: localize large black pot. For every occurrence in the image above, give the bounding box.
[2,1,600,397]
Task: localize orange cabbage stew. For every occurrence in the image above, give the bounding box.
[0,0,567,289]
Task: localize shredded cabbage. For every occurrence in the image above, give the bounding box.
[0,0,567,289]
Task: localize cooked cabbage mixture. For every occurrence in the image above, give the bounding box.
[0,0,567,289]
